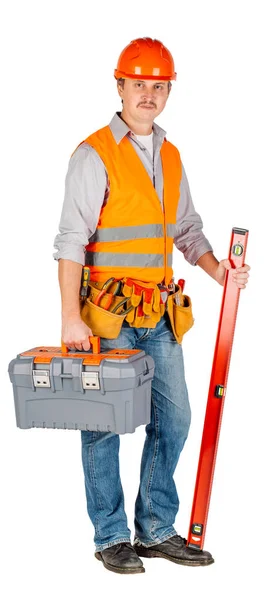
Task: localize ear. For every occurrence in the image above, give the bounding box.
[117,80,124,98]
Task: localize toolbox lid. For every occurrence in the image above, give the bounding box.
[19,346,144,366]
[9,346,155,385]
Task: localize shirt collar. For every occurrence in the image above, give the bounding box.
[108,112,167,145]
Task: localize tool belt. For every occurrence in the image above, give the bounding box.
[80,275,194,344]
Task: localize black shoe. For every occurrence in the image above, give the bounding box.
[133,534,214,567]
[95,542,145,574]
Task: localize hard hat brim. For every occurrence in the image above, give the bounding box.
[114,69,177,81]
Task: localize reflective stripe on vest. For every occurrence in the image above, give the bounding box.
[89,223,177,243]
[85,252,173,268]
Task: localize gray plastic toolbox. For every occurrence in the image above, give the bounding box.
[8,341,155,434]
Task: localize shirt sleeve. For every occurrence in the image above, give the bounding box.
[174,162,213,265]
[53,142,107,265]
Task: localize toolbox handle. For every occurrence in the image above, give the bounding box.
[61,336,100,355]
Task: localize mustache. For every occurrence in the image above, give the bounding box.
[137,101,157,108]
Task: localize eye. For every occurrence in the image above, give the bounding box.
[135,82,144,88]
[155,85,164,90]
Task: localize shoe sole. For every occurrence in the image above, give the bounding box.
[134,547,214,567]
[95,552,145,574]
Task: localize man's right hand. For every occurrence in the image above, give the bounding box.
[62,317,93,351]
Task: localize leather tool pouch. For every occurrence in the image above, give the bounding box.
[80,282,126,339]
[166,286,194,344]
[80,280,193,341]
[81,279,167,335]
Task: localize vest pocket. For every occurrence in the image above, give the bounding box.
[80,298,125,339]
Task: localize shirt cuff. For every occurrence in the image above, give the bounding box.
[53,244,85,265]
[183,240,213,266]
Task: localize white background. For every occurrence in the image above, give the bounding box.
[1,1,276,598]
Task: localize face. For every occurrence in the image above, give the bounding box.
[117,78,171,125]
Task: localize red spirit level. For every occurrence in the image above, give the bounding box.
[187,227,249,550]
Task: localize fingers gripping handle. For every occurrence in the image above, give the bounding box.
[61,335,100,355]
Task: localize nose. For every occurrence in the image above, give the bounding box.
[142,91,154,98]
[140,91,156,104]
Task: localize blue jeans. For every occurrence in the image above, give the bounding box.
[80,313,191,552]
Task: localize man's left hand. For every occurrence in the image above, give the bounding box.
[215,259,251,288]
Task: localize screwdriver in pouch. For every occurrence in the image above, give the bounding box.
[80,267,90,299]
[178,279,185,292]
[174,278,186,305]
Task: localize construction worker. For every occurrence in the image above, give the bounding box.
[53,37,250,575]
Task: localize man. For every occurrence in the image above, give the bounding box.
[53,37,250,575]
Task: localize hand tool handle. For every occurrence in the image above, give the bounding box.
[61,335,100,355]
[177,278,185,292]
[80,267,90,298]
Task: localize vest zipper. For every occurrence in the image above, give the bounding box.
[153,153,166,283]
[163,199,167,283]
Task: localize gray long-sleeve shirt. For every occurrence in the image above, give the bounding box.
[53,112,213,266]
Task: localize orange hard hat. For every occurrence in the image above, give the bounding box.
[114,37,177,81]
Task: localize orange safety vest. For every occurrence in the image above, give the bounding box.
[72,125,182,285]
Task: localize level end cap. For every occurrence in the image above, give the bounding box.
[232,227,249,235]
[187,542,202,551]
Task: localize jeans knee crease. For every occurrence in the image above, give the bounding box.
[146,400,159,529]
[88,444,104,514]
